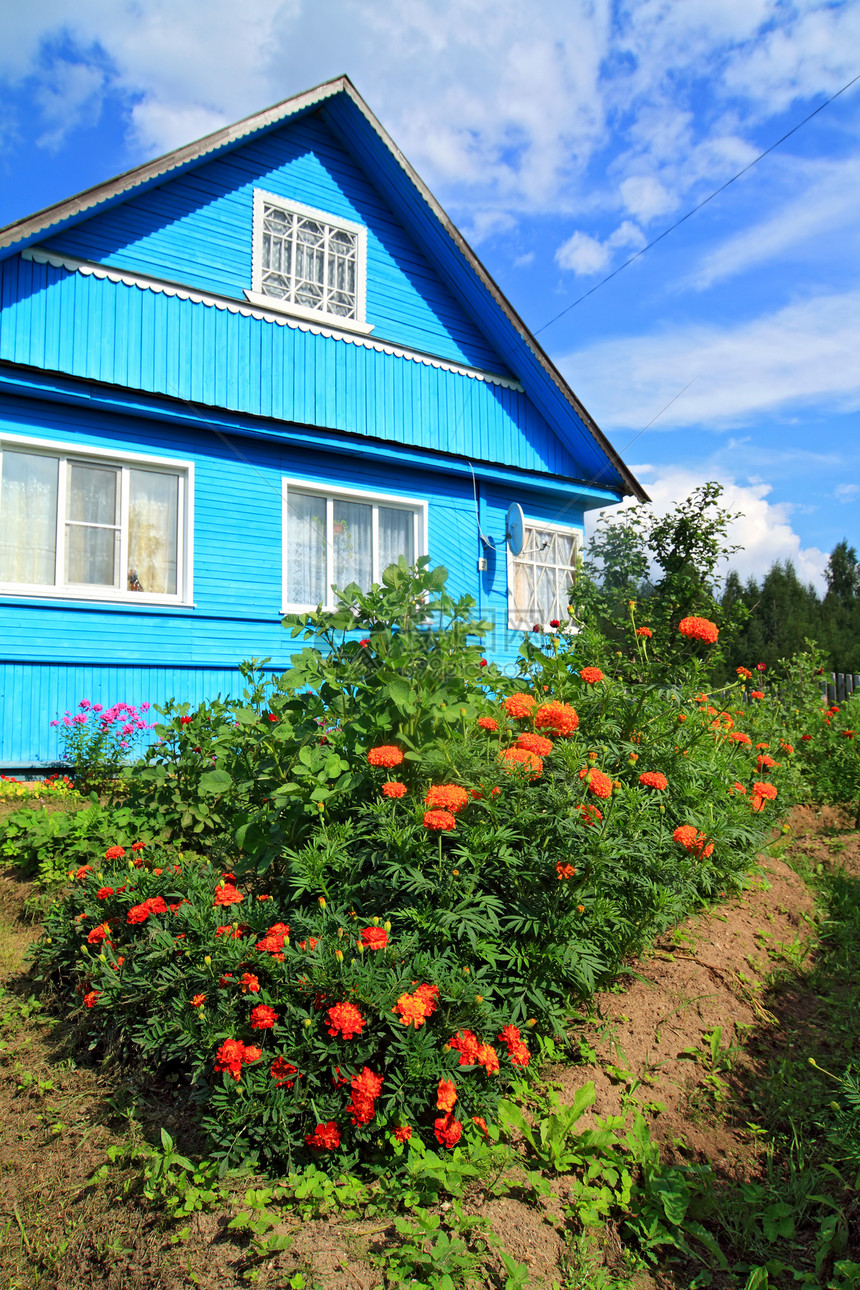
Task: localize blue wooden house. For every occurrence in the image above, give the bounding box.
[0,76,646,771]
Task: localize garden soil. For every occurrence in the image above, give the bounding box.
[0,805,857,1289]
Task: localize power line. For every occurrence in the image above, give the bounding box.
[534,69,860,337]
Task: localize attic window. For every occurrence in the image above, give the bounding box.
[247,190,371,333]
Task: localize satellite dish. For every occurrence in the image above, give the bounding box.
[506,503,525,556]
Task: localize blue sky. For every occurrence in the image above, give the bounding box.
[1,0,858,591]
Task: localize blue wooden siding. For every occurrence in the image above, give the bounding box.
[0,392,589,767]
[0,254,585,480]
[39,112,508,376]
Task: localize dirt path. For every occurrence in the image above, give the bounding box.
[0,806,857,1289]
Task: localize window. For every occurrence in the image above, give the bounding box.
[248,191,371,332]
[282,481,426,612]
[508,519,581,630]
[0,439,192,604]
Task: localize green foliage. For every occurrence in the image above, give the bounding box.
[0,799,147,886]
[26,550,836,1174]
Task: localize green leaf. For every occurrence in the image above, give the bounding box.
[198,769,233,795]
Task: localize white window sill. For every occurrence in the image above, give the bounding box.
[243,291,374,335]
[0,585,192,609]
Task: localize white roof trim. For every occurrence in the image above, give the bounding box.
[22,247,524,391]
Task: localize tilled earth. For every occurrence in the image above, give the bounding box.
[0,805,857,1289]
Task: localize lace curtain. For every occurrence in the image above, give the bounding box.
[0,450,58,584]
[285,492,415,607]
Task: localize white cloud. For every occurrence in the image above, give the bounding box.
[0,0,856,230]
[619,174,675,221]
[563,287,860,428]
[587,464,829,591]
[556,218,644,275]
[835,483,860,503]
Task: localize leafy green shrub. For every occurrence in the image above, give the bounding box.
[0,800,150,887]
[29,561,809,1171]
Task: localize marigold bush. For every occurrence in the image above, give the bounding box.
[26,559,817,1172]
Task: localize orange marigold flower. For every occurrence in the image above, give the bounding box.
[636,626,653,638]
[87,922,111,944]
[437,1078,458,1112]
[250,1004,278,1030]
[472,1116,490,1135]
[75,865,92,881]
[579,767,612,799]
[673,825,714,858]
[423,808,457,831]
[104,845,126,861]
[556,861,576,880]
[503,693,536,719]
[306,1121,340,1150]
[240,972,260,993]
[382,781,407,798]
[737,666,753,679]
[415,983,440,1014]
[478,717,499,733]
[96,886,114,900]
[434,1112,463,1149]
[83,990,100,1008]
[731,782,747,795]
[678,616,719,644]
[394,983,438,1028]
[780,741,794,754]
[214,1039,261,1082]
[750,690,764,700]
[367,745,404,768]
[516,731,554,756]
[509,1041,531,1067]
[580,667,605,684]
[753,781,778,801]
[728,732,752,744]
[326,1001,365,1039]
[534,700,579,736]
[131,841,146,852]
[756,754,776,772]
[256,922,290,955]
[576,804,603,825]
[213,882,244,907]
[393,1125,413,1143]
[476,1042,499,1075]
[425,784,469,813]
[500,747,543,780]
[270,1056,300,1088]
[639,771,668,790]
[393,993,428,1028]
[448,1030,481,1065]
[346,1067,384,1124]
[360,926,388,950]
[498,1025,521,1048]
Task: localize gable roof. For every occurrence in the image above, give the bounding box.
[0,75,648,502]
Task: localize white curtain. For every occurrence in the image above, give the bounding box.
[287,492,326,604]
[0,450,58,584]
[379,506,413,575]
[129,469,178,594]
[333,499,371,590]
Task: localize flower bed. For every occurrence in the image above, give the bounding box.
[28,561,823,1170]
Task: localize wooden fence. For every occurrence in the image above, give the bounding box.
[825,673,860,703]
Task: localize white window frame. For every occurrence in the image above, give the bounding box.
[507,517,582,632]
[245,189,373,335]
[0,434,194,607]
[281,478,427,614]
